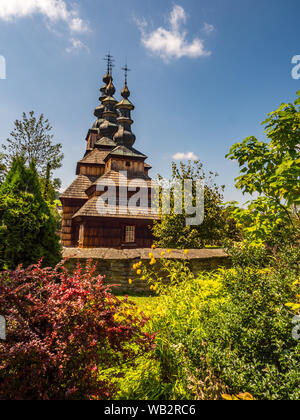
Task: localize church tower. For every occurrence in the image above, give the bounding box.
[60,57,157,249]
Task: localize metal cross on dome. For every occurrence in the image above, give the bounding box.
[122,63,131,84]
[103,53,115,74]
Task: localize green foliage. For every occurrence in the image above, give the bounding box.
[1,111,64,197]
[153,161,238,248]
[39,162,60,202]
[0,158,62,269]
[118,256,227,400]
[118,93,300,401]
[203,246,300,400]
[118,245,300,400]
[224,241,272,269]
[226,93,300,245]
[115,356,173,400]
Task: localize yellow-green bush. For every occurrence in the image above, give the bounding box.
[117,246,300,400]
[118,252,227,400]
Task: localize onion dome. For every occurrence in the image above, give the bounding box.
[103,54,113,85]
[121,83,130,99]
[99,84,108,102]
[103,71,111,85]
[114,65,136,148]
[93,54,116,136]
[106,78,116,97]
[98,74,119,140]
[92,113,104,129]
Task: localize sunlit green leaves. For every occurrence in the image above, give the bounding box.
[226,92,300,244]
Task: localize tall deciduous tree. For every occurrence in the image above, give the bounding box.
[0,158,62,270]
[153,161,236,249]
[226,92,300,245]
[1,111,64,194]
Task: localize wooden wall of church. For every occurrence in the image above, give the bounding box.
[73,218,154,249]
[61,199,86,247]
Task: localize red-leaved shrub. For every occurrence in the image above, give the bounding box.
[0,261,154,400]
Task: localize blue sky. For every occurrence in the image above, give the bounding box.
[0,0,300,202]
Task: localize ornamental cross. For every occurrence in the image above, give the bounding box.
[103,53,115,74]
[122,63,131,84]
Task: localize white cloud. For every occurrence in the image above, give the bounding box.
[136,5,211,62]
[203,23,215,35]
[0,0,89,53]
[173,152,199,161]
[66,37,89,54]
[0,0,88,33]
[169,5,187,31]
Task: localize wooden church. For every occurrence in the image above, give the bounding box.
[60,57,157,249]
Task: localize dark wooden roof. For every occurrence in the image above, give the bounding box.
[60,175,98,200]
[79,148,109,165]
[105,145,147,160]
[72,196,159,220]
[91,170,153,188]
[95,137,117,148]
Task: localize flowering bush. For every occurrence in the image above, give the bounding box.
[121,247,300,400]
[0,261,154,400]
[131,249,194,295]
[121,252,227,400]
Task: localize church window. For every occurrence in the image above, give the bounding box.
[125,226,135,243]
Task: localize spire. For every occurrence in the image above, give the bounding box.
[93,54,112,122]
[102,53,113,85]
[121,63,131,99]
[98,54,119,140]
[114,63,136,148]
[100,53,114,100]
[93,54,118,139]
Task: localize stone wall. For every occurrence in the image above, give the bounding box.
[63,248,230,295]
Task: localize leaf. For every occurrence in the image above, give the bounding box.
[222,394,234,401]
[237,393,255,401]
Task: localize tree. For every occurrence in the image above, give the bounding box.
[1,111,64,195]
[226,92,300,246]
[153,161,234,249]
[0,158,62,270]
[0,154,5,185]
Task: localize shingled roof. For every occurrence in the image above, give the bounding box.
[105,145,147,160]
[60,175,98,200]
[95,137,117,148]
[91,170,153,189]
[72,196,159,220]
[78,148,109,165]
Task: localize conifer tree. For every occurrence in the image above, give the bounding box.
[0,158,61,269]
